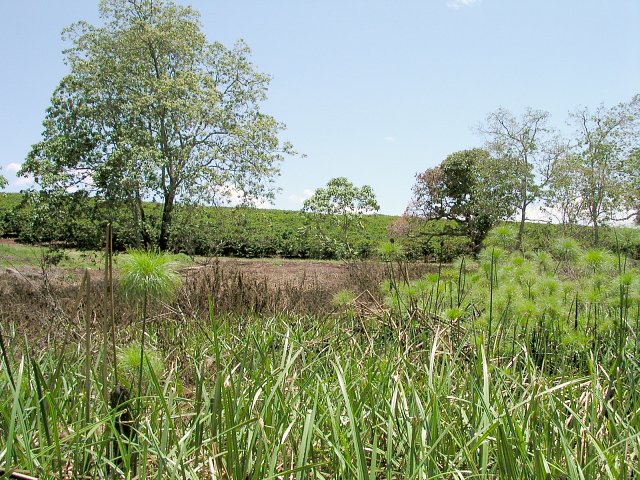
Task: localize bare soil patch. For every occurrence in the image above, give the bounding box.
[190,258,351,289]
[0,256,436,349]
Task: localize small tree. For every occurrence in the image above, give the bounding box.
[302,177,379,258]
[478,108,564,250]
[406,149,518,252]
[560,96,639,243]
[544,152,584,229]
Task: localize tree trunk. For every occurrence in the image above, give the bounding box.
[130,195,141,249]
[158,189,176,251]
[517,183,527,251]
[135,193,153,249]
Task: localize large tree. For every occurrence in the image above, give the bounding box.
[21,0,293,250]
[630,148,640,225]
[406,149,518,251]
[548,95,639,243]
[478,108,564,250]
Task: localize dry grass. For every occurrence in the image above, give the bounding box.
[0,257,434,351]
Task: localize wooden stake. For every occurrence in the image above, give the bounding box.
[83,269,91,426]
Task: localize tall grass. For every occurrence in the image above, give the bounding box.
[387,242,640,373]
[2,312,639,478]
[1,241,640,478]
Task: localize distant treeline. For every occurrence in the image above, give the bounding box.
[1,192,639,260]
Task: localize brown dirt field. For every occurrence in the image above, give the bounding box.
[0,256,434,303]
[189,258,350,288]
[0,256,436,349]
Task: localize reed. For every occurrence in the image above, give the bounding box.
[0,242,639,478]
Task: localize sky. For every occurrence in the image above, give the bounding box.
[1,0,638,215]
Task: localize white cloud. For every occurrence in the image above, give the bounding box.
[5,162,21,173]
[288,188,314,207]
[516,203,637,227]
[208,184,272,209]
[384,136,397,143]
[226,189,272,209]
[13,175,34,188]
[252,197,272,209]
[446,0,480,9]
[525,204,556,223]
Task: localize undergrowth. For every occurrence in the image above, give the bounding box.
[1,236,639,478]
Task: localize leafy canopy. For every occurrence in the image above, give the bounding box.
[303,177,379,219]
[546,95,640,243]
[478,108,564,249]
[21,0,293,249]
[406,149,518,249]
[302,177,380,258]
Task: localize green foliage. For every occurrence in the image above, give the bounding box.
[119,249,181,304]
[547,96,640,243]
[21,0,293,250]
[0,191,161,250]
[303,177,380,218]
[169,203,392,259]
[333,290,356,320]
[0,193,23,236]
[406,149,518,250]
[581,248,614,274]
[484,223,519,251]
[1,225,640,478]
[118,343,165,388]
[387,240,639,369]
[10,191,103,248]
[0,193,395,259]
[396,217,472,261]
[302,177,380,259]
[479,107,564,249]
[119,247,181,460]
[377,239,403,260]
[551,236,583,262]
[3,191,640,262]
[2,302,640,477]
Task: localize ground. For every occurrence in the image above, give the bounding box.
[0,239,434,348]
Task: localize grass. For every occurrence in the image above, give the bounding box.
[0,242,54,267]
[0,241,193,270]
[1,313,638,478]
[1,233,640,478]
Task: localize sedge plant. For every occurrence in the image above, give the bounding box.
[119,249,181,436]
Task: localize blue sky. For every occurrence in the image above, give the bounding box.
[1,0,638,215]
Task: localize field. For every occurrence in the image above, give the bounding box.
[0,193,397,260]
[3,0,638,477]
[1,236,640,479]
[3,192,640,264]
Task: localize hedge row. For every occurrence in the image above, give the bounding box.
[2,192,639,260]
[0,192,398,259]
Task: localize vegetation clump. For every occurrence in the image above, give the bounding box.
[1,227,640,478]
